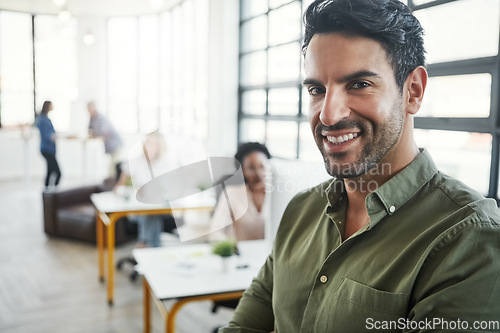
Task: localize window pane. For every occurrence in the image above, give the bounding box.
[270,0,295,9]
[301,86,309,116]
[241,16,267,53]
[299,121,323,162]
[302,0,315,12]
[0,12,34,126]
[241,0,268,21]
[240,51,267,86]
[108,17,138,133]
[268,88,299,116]
[193,0,209,140]
[268,2,301,46]
[413,0,437,5]
[178,0,196,138]
[138,15,160,134]
[160,1,208,139]
[170,7,183,134]
[415,0,499,63]
[419,74,491,118]
[240,118,266,142]
[160,12,172,131]
[267,120,298,159]
[268,42,301,83]
[242,90,266,115]
[415,129,491,195]
[35,15,78,132]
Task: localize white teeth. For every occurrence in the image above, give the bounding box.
[326,132,359,145]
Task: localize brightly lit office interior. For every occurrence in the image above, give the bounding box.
[0,0,499,331]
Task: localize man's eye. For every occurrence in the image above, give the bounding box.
[308,87,325,96]
[351,81,370,89]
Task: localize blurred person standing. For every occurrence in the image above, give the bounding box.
[87,101,123,180]
[36,101,61,190]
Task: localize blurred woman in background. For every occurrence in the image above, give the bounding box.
[36,101,61,190]
[209,142,271,241]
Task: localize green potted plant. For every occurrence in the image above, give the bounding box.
[212,239,238,272]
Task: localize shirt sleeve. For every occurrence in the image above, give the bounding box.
[219,250,275,332]
[406,219,500,332]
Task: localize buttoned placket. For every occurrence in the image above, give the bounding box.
[299,194,389,332]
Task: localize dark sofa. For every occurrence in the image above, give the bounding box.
[42,181,136,245]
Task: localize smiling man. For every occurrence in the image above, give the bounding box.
[220,0,500,332]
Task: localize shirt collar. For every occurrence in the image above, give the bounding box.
[366,148,438,218]
[324,149,438,224]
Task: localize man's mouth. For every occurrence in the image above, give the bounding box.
[325,132,359,145]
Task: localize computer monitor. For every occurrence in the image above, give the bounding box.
[266,158,331,243]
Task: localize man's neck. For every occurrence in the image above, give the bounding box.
[342,144,420,240]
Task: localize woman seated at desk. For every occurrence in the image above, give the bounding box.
[208,142,271,242]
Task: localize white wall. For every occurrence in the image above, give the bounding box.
[206,0,239,158]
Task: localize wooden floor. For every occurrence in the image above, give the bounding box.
[0,180,234,333]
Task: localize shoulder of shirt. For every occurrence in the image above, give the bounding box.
[430,171,500,227]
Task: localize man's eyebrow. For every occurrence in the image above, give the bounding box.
[302,71,381,86]
[302,78,323,86]
[339,70,381,83]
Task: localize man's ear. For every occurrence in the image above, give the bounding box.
[404,66,427,115]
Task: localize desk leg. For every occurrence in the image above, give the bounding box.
[165,292,243,333]
[166,302,183,333]
[143,278,151,333]
[107,216,116,306]
[97,214,104,282]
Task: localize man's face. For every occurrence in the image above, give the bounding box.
[303,33,405,178]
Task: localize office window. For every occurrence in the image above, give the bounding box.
[238,0,305,158]
[415,130,491,195]
[240,118,266,143]
[0,11,77,131]
[0,12,34,126]
[419,74,491,118]
[107,17,138,133]
[267,120,298,159]
[414,0,499,64]
[107,0,209,138]
[34,15,78,131]
[238,0,500,198]
[410,0,500,198]
[268,88,299,116]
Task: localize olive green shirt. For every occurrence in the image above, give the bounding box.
[221,149,500,332]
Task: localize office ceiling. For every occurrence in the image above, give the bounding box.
[0,0,179,16]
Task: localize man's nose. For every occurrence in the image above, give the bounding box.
[319,90,350,126]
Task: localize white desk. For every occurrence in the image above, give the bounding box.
[133,240,270,333]
[91,191,215,305]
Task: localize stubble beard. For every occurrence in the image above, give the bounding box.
[318,101,405,179]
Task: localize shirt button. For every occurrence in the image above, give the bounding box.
[320,275,328,283]
[389,205,396,213]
